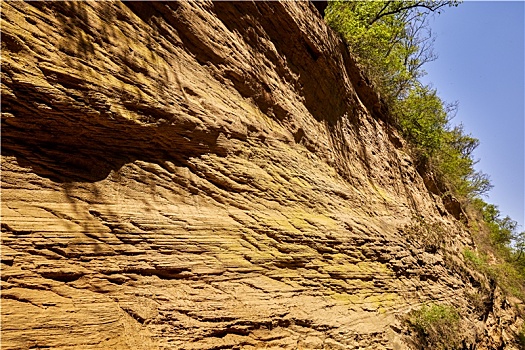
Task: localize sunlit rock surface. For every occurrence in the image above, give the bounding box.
[1,2,522,349]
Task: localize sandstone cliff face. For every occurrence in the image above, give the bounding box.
[1,2,522,349]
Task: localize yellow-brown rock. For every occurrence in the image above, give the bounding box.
[1,1,522,349]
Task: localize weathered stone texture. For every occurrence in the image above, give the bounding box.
[1,1,522,349]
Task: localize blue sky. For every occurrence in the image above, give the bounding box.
[420,1,524,231]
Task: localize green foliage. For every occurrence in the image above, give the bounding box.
[514,231,525,264]
[463,247,525,301]
[395,85,447,157]
[468,198,524,292]
[407,304,462,349]
[326,1,458,101]
[326,1,492,201]
[463,249,488,269]
[326,0,525,305]
[435,125,492,199]
[472,198,521,249]
[326,1,416,100]
[393,84,492,199]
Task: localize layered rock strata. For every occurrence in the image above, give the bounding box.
[1,1,522,349]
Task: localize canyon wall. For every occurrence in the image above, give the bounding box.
[1,1,522,349]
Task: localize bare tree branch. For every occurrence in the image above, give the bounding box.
[369,1,452,26]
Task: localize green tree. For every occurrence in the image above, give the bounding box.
[394,84,447,158]
[436,125,492,198]
[473,199,520,247]
[325,0,459,102]
[326,0,494,200]
[513,231,525,262]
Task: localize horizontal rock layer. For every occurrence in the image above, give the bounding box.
[1,1,521,349]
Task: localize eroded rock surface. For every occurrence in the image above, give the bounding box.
[1,2,522,349]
